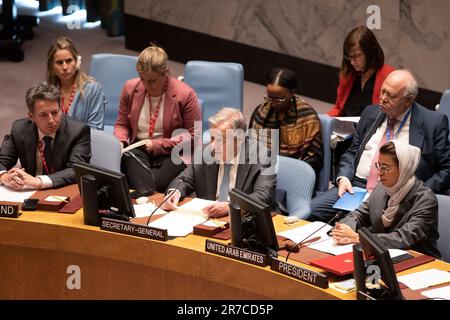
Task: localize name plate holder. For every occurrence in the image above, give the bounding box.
[271,258,329,289]
[205,239,270,267]
[0,204,21,218]
[100,217,168,241]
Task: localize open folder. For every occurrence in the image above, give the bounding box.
[332,187,368,212]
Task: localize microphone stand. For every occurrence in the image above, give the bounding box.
[123,150,185,226]
[285,211,345,262]
[145,177,185,226]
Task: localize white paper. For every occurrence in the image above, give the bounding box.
[388,249,409,259]
[121,139,149,154]
[277,221,332,244]
[308,238,354,255]
[44,195,68,202]
[333,117,360,138]
[147,212,207,237]
[0,185,35,203]
[174,198,216,216]
[133,202,166,218]
[421,285,450,300]
[397,269,450,290]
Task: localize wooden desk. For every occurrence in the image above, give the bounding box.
[0,194,448,299]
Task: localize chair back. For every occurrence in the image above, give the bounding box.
[316,114,335,192]
[183,60,244,135]
[436,194,450,262]
[90,129,122,172]
[89,53,139,133]
[438,90,450,139]
[276,156,315,219]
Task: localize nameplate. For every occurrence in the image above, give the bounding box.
[0,204,20,218]
[205,240,269,267]
[271,258,329,289]
[100,217,168,241]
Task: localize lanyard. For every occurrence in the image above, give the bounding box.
[38,140,53,175]
[386,108,411,141]
[147,77,168,138]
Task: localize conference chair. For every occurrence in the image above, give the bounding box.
[90,129,122,172]
[276,156,316,220]
[437,89,450,139]
[183,60,244,141]
[89,53,139,133]
[436,194,450,262]
[316,114,335,193]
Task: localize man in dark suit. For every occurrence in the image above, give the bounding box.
[0,83,91,190]
[161,107,276,218]
[309,69,450,222]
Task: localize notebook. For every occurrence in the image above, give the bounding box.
[332,187,368,211]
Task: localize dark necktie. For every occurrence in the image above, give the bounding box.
[218,163,232,202]
[43,136,53,174]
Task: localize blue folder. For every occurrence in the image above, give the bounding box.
[332,187,368,211]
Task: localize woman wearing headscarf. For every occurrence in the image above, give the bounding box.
[332,140,440,258]
[249,67,323,175]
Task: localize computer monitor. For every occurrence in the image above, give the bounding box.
[354,227,404,300]
[74,162,135,222]
[228,188,279,255]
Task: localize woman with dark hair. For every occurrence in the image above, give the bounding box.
[332,140,440,258]
[327,26,395,117]
[249,68,323,175]
[46,36,106,129]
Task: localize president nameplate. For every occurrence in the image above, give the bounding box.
[100,217,168,241]
[271,258,329,289]
[0,204,20,218]
[205,239,269,267]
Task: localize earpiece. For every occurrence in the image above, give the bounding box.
[76,55,82,69]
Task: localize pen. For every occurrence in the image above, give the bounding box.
[50,195,69,203]
[209,218,226,229]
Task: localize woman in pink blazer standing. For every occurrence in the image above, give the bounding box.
[114,44,201,194]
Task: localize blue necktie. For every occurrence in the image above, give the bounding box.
[218,163,232,201]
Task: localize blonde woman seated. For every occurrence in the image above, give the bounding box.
[332,140,440,258]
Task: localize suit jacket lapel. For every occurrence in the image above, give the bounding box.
[163,78,176,138]
[408,103,425,149]
[206,163,219,200]
[53,119,68,172]
[130,82,146,141]
[24,122,38,175]
[355,111,386,166]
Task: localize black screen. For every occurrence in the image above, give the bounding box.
[229,188,278,254]
[74,162,135,218]
[357,227,404,300]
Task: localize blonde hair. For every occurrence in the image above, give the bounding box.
[136,44,169,74]
[46,36,94,96]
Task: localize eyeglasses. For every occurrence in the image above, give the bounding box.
[264,96,290,104]
[344,53,364,61]
[375,162,397,175]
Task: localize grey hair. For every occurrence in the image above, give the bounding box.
[208,107,247,132]
[26,82,60,113]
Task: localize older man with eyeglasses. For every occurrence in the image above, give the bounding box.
[309,69,450,223]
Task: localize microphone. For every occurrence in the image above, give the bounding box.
[145,176,186,226]
[285,211,345,262]
[123,150,156,193]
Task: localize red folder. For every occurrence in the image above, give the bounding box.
[310,252,355,276]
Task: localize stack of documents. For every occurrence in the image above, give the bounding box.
[397,269,450,290]
[146,198,214,237]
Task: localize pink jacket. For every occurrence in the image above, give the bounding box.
[114,77,201,156]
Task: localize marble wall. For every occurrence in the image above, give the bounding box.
[125,0,450,93]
